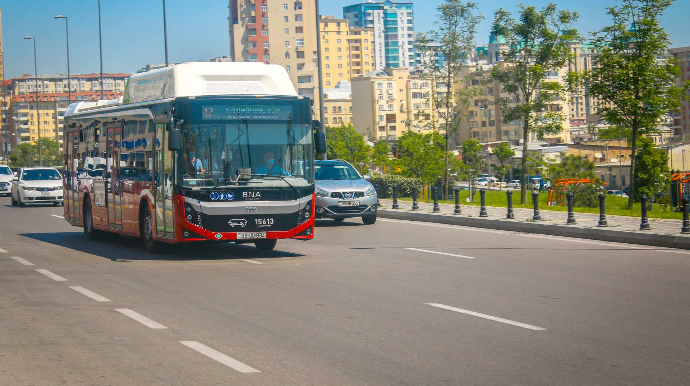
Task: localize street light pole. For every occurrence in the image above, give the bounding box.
[97,0,104,99]
[24,36,41,166]
[314,0,327,160]
[162,0,169,66]
[54,16,71,106]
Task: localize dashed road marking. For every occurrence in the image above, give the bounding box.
[35,269,67,282]
[0,247,7,253]
[238,259,263,265]
[426,303,547,331]
[51,214,63,219]
[9,256,34,266]
[180,341,260,373]
[115,309,167,330]
[406,248,476,259]
[70,286,111,302]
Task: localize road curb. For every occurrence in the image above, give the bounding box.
[378,209,690,250]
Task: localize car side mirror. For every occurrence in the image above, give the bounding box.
[168,117,182,152]
[13,176,18,182]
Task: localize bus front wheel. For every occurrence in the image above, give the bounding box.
[255,239,277,251]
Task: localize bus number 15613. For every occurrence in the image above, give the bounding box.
[255,218,274,227]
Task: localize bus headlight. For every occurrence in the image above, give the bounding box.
[184,203,203,227]
[298,199,312,224]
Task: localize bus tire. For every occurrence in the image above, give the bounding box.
[141,204,158,254]
[255,239,277,251]
[83,196,100,241]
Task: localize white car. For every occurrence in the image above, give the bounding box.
[476,178,489,186]
[11,167,64,207]
[506,180,521,189]
[0,165,13,196]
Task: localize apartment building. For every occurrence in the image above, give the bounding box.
[9,73,129,95]
[567,42,604,126]
[323,81,352,127]
[9,91,122,149]
[351,68,445,142]
[232,0,320,114]
[343,1,414,70]
[670,46,690,136]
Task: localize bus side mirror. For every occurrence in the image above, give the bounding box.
[168,118,182,152]
[313,120,326,155]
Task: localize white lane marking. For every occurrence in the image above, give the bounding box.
[180,341,260,373]
[69,286,111,302]
[51,214,63,219]
[115,309,167,330]
[238,259,263,265]
[380,218,690,254]
[426,303,547,331]
[0,247,7,253]
[9,256,34,266]
[35,269,67,282]
[406,248,475,259]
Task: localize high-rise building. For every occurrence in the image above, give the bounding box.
[0,7,7,159]
[670,46,690,136]
[231,0,320,114]
[343,1,414,70]
[319,16,374,87]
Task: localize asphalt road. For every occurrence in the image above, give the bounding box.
[1,197,689,386]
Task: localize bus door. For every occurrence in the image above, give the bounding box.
[67,131,80,224]
[106,126,123,230]
[155,123,175,239]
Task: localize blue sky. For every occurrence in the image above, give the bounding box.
[2,0,688,79]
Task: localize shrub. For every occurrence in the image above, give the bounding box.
[369,174,423,198]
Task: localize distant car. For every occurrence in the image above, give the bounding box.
[607,190,628,198]
[506,180,521,189]
[314,160,378,225]
[479,174,492,179]
[11,167,64,207]
[476,178,489,186]
[0,165,13,196]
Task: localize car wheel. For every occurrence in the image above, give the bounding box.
[333,218,345,223]
[17,194,25,207]
[255,239,277,251]
[362,215,377,225]
[83,196,100,241]
[11,194,17,207]
[141,204,158,254]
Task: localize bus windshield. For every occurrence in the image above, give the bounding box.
[181,102,313,187]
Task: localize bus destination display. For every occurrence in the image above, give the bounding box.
[202,105,293,121]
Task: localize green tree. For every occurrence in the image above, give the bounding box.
[325,124,371,167]
[8,138,62,168]
[490,3,579,204]
[635,137,670,199]
[371,141,390,174]
[586,0,688,208]
[394,131,446,185]
[461,139,484,174]
[492,142,515,182]
[548,154,596,180]
[598,126,633,142]
[525,152,547,178]
[415,0,483,198]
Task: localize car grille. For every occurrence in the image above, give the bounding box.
[328,205,369,214]
[0,182,8,188]
[330,191,364,199]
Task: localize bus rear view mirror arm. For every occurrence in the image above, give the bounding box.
[313,120,326,155]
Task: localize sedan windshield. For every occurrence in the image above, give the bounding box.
[0,166,11,175]
[22,169,61,181]
[315,163,361,181]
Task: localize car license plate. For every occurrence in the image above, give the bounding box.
[237,232,266,240]
[40,191,51,197]
[338,200,359,207]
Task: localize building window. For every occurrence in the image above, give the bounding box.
[261,5,267,11]
[250,54,258,61]
[285,52,290,59]
[283,4,288,10]
[284,16,289,22]
[264,54,270,61]
[286,65,291,72]
[326,64,330,69]
[296,38,304,47]
[284,28,289,35]
[262,30,269,36]
[263,42,270,49]
[262,17,268,24]
[285,41,291,47]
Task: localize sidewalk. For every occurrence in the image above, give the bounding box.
[378,199,690,249]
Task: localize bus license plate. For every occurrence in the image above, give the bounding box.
[338,200,359,207]
[237,232,266,240]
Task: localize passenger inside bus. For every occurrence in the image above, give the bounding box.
[186,151,205,176]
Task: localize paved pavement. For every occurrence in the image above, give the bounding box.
[381,198,688,235]
[1,197,690,385]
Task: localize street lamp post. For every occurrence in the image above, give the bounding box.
[162,0,169,66]
[314,0,327,160]
[24,36,42,166]
[54,16,71,106]
[97,0,104,99]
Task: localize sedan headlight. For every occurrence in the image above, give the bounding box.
[365,186,377,197]
[21,186,36,191]
[316,187,330,198]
